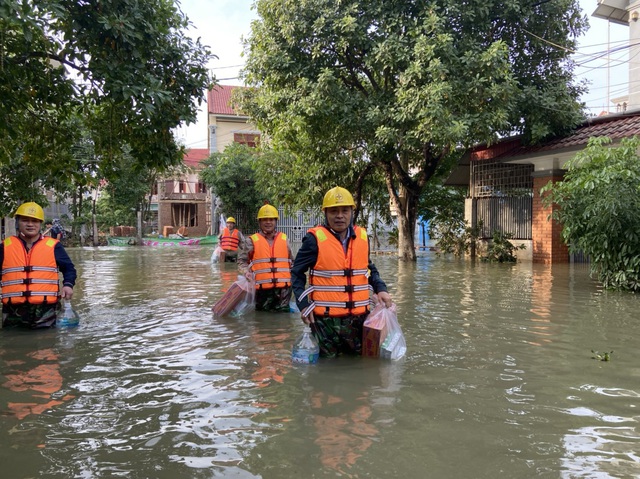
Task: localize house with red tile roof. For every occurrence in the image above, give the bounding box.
[207,85,260,153]
[154,147,212,237]
[153,85,263,238]
[446,110,640,263]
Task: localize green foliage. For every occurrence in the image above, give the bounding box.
[433,219,480,257]
[481,230,526,263]
[95,192,137,229]
[421,185,466,228]
[239,0,587,260]
[387,228,398,248]
[541,136,640,292]
[200,143,264,231]
[0,0,212,210]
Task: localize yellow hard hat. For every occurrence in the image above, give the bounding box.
[226,217,236,223]
[257,204,279,220]
[322,187,355,210]
[14,202,45,221]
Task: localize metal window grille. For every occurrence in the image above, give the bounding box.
[471,160,534,239]
[471,161,534,198]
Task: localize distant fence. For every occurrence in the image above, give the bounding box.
[225,207,323,252]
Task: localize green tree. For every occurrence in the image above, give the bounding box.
[0,0,212,213]
[541,137,640,292]
[238,0,587,260]
[200,143,265,232]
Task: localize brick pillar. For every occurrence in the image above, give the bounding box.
[532,173,569,264]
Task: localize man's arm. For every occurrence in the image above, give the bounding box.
[291,233,318,311]
[237,236,253,275]
[54,243,76,288]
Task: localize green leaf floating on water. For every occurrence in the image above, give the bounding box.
[591,350,614,361]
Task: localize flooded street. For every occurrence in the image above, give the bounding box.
[1,246,639,478]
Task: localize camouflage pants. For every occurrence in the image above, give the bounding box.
[223,251,238,263]
[311,313,368,358]
[255,286,292,313]
[2,302,61,329]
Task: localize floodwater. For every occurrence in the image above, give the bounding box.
[1,246,639,479]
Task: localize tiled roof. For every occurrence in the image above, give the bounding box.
[494,110,640,160]
[183,148,210,169]
[445,110,640,185]
[207,84,245,115]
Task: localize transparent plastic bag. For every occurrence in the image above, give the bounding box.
[211,246,223,263]
[363,303,406,360]
[212,275,255,317]
[231,275,255,316]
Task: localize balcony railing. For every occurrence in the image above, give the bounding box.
[159,192,208,201]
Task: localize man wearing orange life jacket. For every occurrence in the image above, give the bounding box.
[1,202,76,329]
[238,204,294,312]
[291,187,393,357]
[219,216,244,262]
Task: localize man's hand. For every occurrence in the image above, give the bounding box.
[377,291,392,308]
[61,286,74,300]
[302,311,315,325]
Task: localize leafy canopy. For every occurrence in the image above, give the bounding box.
[0,0,213,214]
[541,137,640,292]
[200,143,265,231]
[239,0,588,259]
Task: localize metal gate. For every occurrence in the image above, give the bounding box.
[476,196,532,240]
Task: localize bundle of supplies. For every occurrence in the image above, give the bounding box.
[362,303,406,360]
[211,246,224,263]
[212,275,255,317]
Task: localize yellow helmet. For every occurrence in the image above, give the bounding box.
[257,204,279,220]
[226,217,236,223]
[322,187,355,210]
[14,202,45,221]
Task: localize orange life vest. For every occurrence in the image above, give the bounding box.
[1,236,60,305]
[300,226,371,317]
[249,232,291,290]
[220,228,240,251]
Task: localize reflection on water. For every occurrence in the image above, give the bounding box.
[1,248,639,478]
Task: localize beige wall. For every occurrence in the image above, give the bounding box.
[208,114,259,153]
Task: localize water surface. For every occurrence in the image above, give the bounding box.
[1,247,639,478]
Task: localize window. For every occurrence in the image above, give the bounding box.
[234,133,260,148]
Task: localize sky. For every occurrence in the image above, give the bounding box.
[175,0,631,149]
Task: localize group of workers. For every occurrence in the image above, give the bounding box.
[218,186,393,358]
[1,187,393,360]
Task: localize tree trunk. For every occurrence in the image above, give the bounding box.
[386,177,418,261]
[92,197,99,247]
[397,184,418,261]
[136,210,143,245]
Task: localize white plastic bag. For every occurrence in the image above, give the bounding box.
[211,246,223,263]
[379,305,406,360]
[212,275,255,317]
[363,303,406,360]
[231,275,255,316]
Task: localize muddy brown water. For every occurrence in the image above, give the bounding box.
[1,246,639,478]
